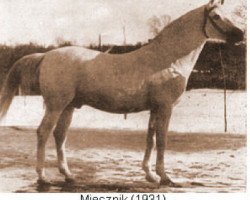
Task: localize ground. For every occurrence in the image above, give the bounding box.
[0,127,246,193]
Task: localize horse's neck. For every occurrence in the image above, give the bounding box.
[137,5,207,72]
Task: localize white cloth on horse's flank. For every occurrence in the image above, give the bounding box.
[171,42,206,79]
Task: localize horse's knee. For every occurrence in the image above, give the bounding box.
[147,136,155,149]
[36,128,46,144]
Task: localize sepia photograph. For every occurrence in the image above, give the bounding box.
[0,0,247,194]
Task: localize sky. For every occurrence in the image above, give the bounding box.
[0,0,245,46]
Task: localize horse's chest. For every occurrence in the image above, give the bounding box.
[148,75,186,105]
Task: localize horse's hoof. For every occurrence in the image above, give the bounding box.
[37,179,51,185]
[160,179,181,187]
[145,174,160,183]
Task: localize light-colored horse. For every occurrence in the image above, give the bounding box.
[0,0,243,186]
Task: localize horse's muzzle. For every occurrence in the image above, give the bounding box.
[226,27,244,44]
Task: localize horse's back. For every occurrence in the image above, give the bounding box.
[40,46,99,87]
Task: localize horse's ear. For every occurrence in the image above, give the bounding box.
[208,0,224,7]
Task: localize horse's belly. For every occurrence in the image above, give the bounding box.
[73,87,149,113]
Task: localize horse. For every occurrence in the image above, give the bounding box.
[0,0,244,186]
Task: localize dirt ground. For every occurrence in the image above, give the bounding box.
[0,127,246,193]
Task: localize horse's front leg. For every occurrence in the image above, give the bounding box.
[142,111,159,183]
[155,105,177,186]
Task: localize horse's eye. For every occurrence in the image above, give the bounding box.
[212,14,221,20]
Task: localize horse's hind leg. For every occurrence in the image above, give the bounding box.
[142,111,159,183]
[53,105,74,182]
[36,107,63,183]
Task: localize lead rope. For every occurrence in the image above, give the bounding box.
[219,45,227,132]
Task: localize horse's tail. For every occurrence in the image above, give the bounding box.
[0,53,45,120]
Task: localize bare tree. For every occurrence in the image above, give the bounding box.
[147,15,171,37]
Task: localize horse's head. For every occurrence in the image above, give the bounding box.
[203,0,244,44]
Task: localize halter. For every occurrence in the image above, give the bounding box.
[203,6,227,38]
